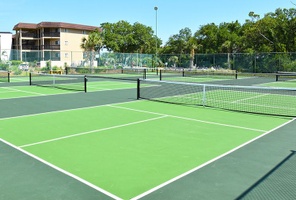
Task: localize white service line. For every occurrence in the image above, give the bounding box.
[2,87,45,95]
[108,105,267,132]
[19,115,168,148]
[231,93,269,103]
[0,100,138,121]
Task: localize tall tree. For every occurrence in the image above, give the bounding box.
[164,27,193,54]
[194,23,219,53]
[217,21,242,53]
[161,28,198,67]
[101,21,161,54]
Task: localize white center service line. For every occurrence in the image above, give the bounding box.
[19,115,168,148]
[108,105,267,133]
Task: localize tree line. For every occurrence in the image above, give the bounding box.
[80,8,296,71]
[81,8,296,54]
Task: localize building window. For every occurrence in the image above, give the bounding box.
[64,29,69,32]
[55,40,60,45]
[82,30,86,34]
[65,53,69,58]
[65,41,68,46]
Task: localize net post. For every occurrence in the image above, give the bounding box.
[29,72,32,85]
[182,68,185,77]
[65,67,68,75]
[84,75,87,93]
[160,69,162,81]
[137,78,140,99]
[143,68,147,79]
[235,70,238,79]
[276,74,279,81]
[8,71,10,83]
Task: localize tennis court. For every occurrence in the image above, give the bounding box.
[0,75,138,99]
[1,74,296,200]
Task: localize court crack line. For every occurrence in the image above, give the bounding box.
[19,115,168,148]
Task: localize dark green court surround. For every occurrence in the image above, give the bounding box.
[0,88,136,118]
[0,140,114,200]
[140,119,296,200]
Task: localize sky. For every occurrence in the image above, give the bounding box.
[0,0,294,44]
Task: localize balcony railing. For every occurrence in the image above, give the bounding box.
[22,45,39,50]
[43,32,60,37]
[22,33,39,38]
[42,45,60,50]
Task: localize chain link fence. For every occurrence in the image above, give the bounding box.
[1,50,296,73]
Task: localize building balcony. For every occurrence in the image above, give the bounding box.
[22,32,39,38]
[22,45,39,50]
[42,45,60,50]
[43,32,60,37]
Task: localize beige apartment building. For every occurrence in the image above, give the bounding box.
[13,22,100,68]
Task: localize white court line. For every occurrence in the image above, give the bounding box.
[0,138,123,200]
[0,90,74,100]
[3,87,45,95]
[0,90,15,94]
[108,105,267,132]
[1,99,293,199]
[231,93,269,103]
[0,100,137,121]
[19,115,168,148]
[130,118,296,200]
[2,87,45,95]
[0,87,108,100]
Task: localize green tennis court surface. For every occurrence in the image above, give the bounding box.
[259,80,296,88]
[0,80,137,99]
[1,75,296,200]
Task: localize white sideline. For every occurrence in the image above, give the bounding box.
[0,138,123,200]
[130,118,296,200]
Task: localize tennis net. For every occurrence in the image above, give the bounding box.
[159,69,237,82]
[276,72,296,82]
[65,67,146,81]
[29,73,87,92]
[0,70,10,82]
[137,79,296,117]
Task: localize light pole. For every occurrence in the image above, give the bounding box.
[154,6,158,69]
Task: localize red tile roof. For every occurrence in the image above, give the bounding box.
[13,22,100,31]
[13,23,37,30]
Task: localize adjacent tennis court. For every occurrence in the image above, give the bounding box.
[0,76,138,99]
[1,74,296,200]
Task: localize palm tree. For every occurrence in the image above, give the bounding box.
[187,37,197,68]
[80,28,103,67]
